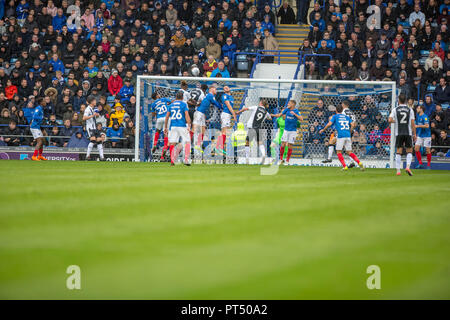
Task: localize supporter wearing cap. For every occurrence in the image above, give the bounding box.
[118,78,134,103]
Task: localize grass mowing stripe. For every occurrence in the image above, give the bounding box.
[0,161,448,299]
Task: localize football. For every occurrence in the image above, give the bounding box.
[191,66,200,77]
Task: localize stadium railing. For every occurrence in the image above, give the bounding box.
[0,124,129,148]
[301,53,333,65]
[257,50,302,65]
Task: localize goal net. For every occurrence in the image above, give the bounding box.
[135,76,396,168]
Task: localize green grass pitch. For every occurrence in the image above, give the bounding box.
[0,160,449,299]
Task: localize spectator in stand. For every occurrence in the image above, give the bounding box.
[262,29,278,63]
[436,130,450,157]
[60,119,74,147]
[277,2,296,25]
[0,0,446,152]
[106,121,124,148]
[317,40,332,77]
[425,51,444,71]
[222,37,236,62]
[203,55,218,78]
[193,30,207,54]
[0,108,12,125]
[4,79,17,101]
[210,61,230,78]
[370,59,386,81]
[206,37,221,61]
[108,69,123,97]
[52,7,66,32]
[109,102,126,127]
[1,120,22,146]
[435,78,450,104]
[409,4,426,28]
[118,78,134,104]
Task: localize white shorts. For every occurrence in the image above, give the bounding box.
[415,137,431,148]
[336,137,352,151]
[168,126,191,144]
[30,128,43,139]
[155,118,166,131]
[193,111,206,127]
[221,112,232,128]
[281,130,297,144]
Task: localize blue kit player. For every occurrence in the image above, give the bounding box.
[320,104,364,171]
[415,105,432,169]
[271,100,303,165]
[192,86,221,152]
[150,92,172,159]
[215,86,237,154]
[30,97,47,161]
[164,91,192,166]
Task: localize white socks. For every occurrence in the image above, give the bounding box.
[328,146,334,160]
[395,154,402,171]
[97,143,104,159]
[87,142,94,157]
[406,153,412,169]
[259,145,266,158]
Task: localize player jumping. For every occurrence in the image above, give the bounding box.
[414,105,432,169]
[322,101,357,167]
[388,93,416,176]
[180,81,191,102]
[320,104,364,171]
[164,91,192,166]
[238,99,272,165]
[83,96,105,161]
[192,86,221,154]
[30,97,47,161]
[215,86,237,155]
[188,84,207,143]
[271,100,303,166]
[150,92,172,159]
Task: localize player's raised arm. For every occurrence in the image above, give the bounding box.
[388,109,396,123]
[291,110,303,121]
[224,99,236,121]
[82,110,97,121]
[236,107,249,115]
[319,119,333,134]
[270,111,282,118]
[185,110,191,130]
[164,110,171,135]
[411,117,416,138]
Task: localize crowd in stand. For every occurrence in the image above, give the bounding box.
[299,0,450,156]
[0,0,449,155]
[0,0,280,148]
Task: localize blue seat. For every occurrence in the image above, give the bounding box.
[235,54,249,71]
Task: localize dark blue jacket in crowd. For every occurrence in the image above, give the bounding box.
[119,85,134,103]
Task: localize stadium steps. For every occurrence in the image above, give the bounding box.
[276,24,310,64]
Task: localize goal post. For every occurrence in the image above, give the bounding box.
[135,76,396,168]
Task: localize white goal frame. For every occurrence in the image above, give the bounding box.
[135,76,397,168]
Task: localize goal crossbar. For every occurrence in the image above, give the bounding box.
[135,76,397,167]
